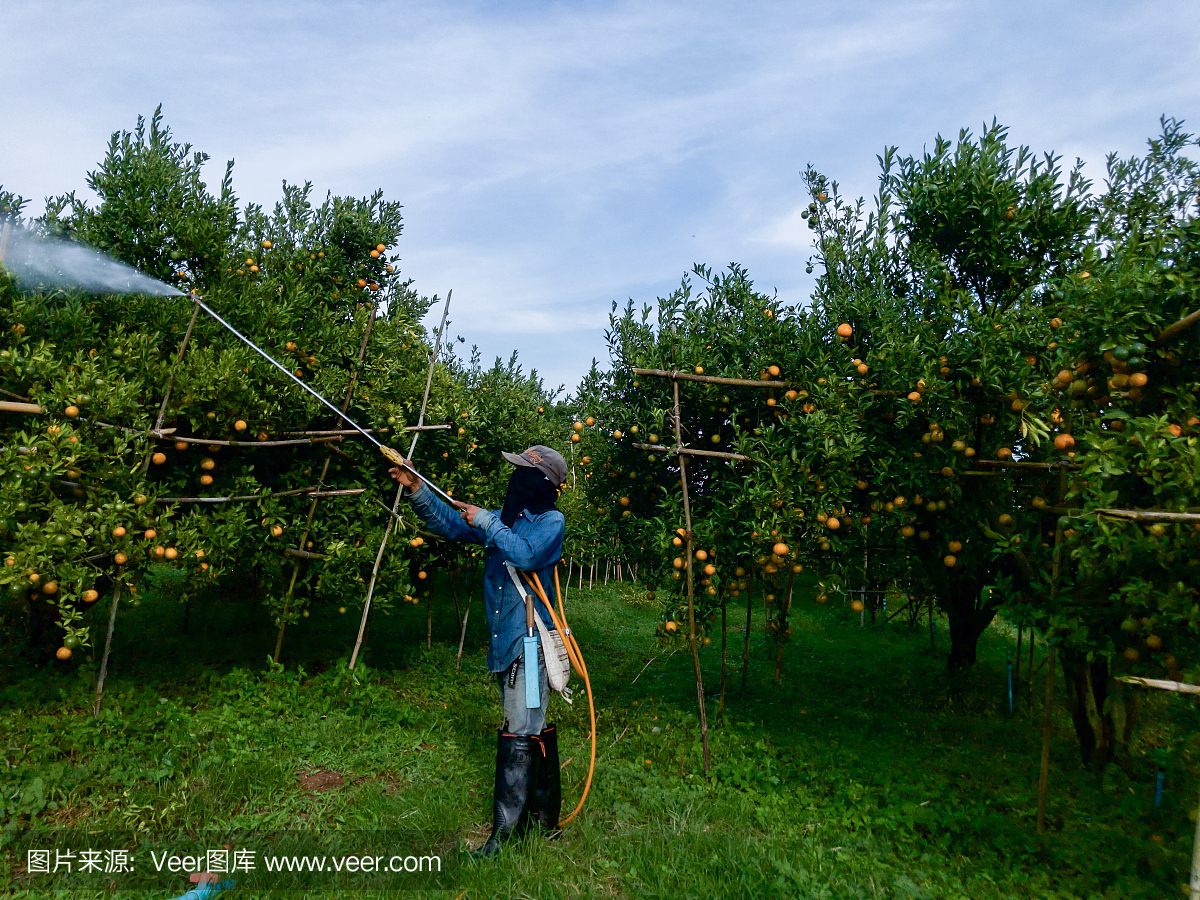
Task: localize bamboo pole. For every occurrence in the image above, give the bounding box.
[284,548,329,560]
[632,367,794,389]
[1153,308,1200,346]
[93,583,123,717]
[153,434,345,448]
[1117,676,1200,695]
[674,378,710,773]
[276,300,381,662]
[350,291,451,669]
[632,442,753,462]
[155,485,318,503]
[0,400,44,414]
[975,459,1079,471]
[1096,509,1200,524]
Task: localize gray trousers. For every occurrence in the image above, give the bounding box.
[497,646,550,736]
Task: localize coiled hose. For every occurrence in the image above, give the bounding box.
[521,567,595,826]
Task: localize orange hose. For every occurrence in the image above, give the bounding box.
[521,567,595,826]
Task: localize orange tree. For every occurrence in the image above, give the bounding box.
[1030,119,1200,768]
[797,122,1094,671]
[0,110,555,668]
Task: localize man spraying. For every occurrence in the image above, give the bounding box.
[389,445,567,859]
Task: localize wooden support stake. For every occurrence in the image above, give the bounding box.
[674,378,710,773]
[351,291,451,669]
[93,583,123,717]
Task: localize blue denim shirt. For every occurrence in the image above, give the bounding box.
[407,484,564,673]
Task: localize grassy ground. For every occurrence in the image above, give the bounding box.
[2,570,1198,899]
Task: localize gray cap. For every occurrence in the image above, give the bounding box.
[502,445,568,487]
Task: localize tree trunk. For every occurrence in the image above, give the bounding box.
[1061,650,1115,772]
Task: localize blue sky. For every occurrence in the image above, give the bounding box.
[2,1,1197,396]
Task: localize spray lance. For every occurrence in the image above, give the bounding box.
[185,292,456,504]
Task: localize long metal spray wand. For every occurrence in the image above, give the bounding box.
[188,293,457,506]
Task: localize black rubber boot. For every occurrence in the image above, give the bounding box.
[531,723,562,836]
[469,731,540,860]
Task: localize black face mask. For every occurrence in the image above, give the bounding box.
[500,465,558,527]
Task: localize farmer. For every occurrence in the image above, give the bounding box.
[389,445,567,859]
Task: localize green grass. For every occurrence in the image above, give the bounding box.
[2,572,1198,899]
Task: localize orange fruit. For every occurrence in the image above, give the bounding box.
[152,452,167,465]
[695,549,708,561]
[694,366,704,375]
[262,239,272,249]
[665,621,678,632]
[836,323,852,338]
[42,581,58,595]
[65,405,80,418]
[772,542,788,556]
[418,571,427,580]
[56,647,72,660]
[1167,424,1182,438]
[943,555,956,567]
[571,433,581,443]
[997,447,1013,459]
[613,430,623,439]
[234,420,247,432]
[114,552,128,565]
[768,365,780,377]
[900,525,915,538]
[703,564,716,576]
[672,557,684,569]
[948,540,962,553]
[144,529,156,539]
[826,518,840,530]
[200,475,214,486]
[165,548,178,560]
[83,589,99,602]
[112,526,126,538]
[1054,433,1075,451]
[1146,635,1163,650]
[850,599,865,612]
[200,458,215,470]
[907,391,921,403]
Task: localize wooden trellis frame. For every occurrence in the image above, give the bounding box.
[627,366,775,773]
